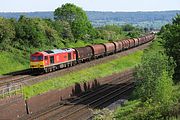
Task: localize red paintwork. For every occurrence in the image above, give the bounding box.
[30,49,76,68]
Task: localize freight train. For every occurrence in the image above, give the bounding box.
[30,33,155,72]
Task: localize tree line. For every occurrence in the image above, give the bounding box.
[0,3,145,53]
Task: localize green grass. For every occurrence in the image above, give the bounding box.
[23,50,143,99]
[0,48,29,75]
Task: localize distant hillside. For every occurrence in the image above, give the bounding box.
[0,12,54,19]
[0,10,180,29]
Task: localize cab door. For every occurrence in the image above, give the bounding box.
[68,52,71,60]
[50,56,54,64]
[44,56,49,66]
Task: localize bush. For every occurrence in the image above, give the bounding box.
[0,17,15,50]
[114,99,179,120]
[133,40,175,104]
[159,14,180,82]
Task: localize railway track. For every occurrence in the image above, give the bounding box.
[58,83,133,120]
[0,69,30,79]
[21,71,134,120]
[0,69,32,86]
[0,75,31,86]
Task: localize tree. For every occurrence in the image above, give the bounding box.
[97,25,123,40]
[133,48,175,104]
[126,30,141,38]
[98,29,117,40]
[15,16,64,49]
[53,20,74,40]
[0,17,15,50]
[54,3,96,40]
[159,14,180,82]
[15,16,45,48]
[121,24,135,32]
[144,27,149,33]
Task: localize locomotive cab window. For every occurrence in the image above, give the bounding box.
[31,56,43,61]
[31,56,36,61]
[38,56,43,61]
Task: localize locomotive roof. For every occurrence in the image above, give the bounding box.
[43,48,74,54]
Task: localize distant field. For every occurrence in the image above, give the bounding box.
[91,20,169,29]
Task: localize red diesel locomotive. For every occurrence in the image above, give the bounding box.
[30,49,76,72]
[30,33,155,72]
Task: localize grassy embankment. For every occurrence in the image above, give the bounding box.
[23,50,143,99]
[0,48,29,75]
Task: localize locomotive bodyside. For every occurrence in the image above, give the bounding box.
[30,49,76,72]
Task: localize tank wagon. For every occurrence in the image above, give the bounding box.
[30,33,155,72]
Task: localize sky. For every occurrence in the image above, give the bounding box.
[0,0,179,12]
